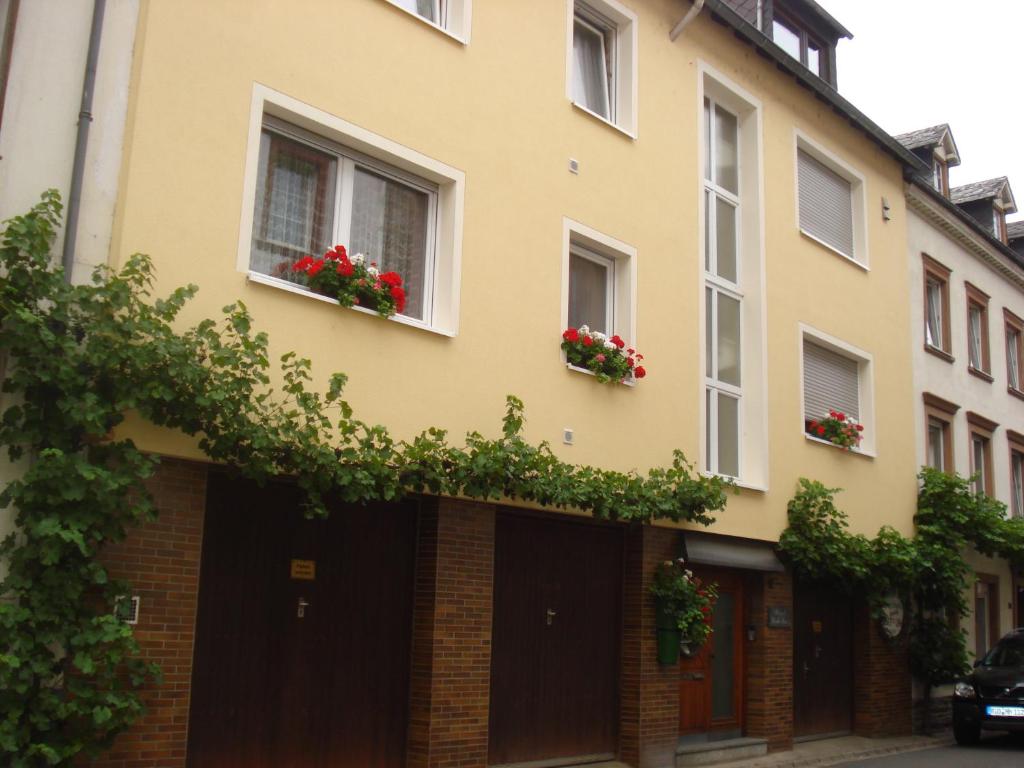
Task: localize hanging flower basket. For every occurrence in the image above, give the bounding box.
[650,558,718,665]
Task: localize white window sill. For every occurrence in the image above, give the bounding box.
[247,271,456,338]
[566,362,636,387]
[571,101,637,140]
[803,432,876,458]
[380,0,468,44]
[799,229,869,272]
[701,471,767,493]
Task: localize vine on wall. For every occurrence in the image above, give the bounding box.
[0,194,730,764]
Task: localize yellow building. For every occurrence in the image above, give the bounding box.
[0,1,926,766]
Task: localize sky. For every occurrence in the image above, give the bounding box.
[815,0,1024,222]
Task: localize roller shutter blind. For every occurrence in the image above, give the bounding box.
[798,149,854,258]
[803,339,859,422]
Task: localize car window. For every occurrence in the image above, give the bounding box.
[982,638,1024,667]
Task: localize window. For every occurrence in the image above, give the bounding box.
[700,65,766,488]
[922,255,952,359]
[923,392,958,473]
[993,206,1007,243]
[796,136,866,265]
[1005,309,1024,394]
[932,157,948,196]
[381,0,472,41]
[561,218,635,366]
[251,121,436,322]
[704,96,742,479]
[967,411,997,496]
[1008,431,1024,518]
[567,0,637,135]
[771,12,828,79]
[568,245,613,333]
[239,86,465,335]
[965,283,991,378]
[801,329,875,453]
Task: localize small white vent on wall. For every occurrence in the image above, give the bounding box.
[116,595,140,625]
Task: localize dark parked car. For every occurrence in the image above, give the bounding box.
[953,629,1024,744]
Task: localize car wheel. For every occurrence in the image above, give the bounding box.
[953,721,981,746]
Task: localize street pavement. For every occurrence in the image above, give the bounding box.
[839,733,1024,767]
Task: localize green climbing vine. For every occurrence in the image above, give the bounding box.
[0,193,730,765]
[779,470,1024,720]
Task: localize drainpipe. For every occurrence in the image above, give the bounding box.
[62,0,106,281]
[670,0,705,41]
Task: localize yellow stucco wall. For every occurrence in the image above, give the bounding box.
[108,0,918,541]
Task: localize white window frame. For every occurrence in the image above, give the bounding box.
[560,218,636,381]
[794,131,869,268]
[799,324,876,456]
[380,0,472,43]
[565,0,638,138]
[237,84,465,337]
[568,244,615,334]
[699,63,768,491]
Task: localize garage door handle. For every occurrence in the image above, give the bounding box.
[546,608,557,626]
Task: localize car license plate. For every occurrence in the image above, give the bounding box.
[986,706,1024,717]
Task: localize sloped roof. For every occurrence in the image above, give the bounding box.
[951,177,1017,213]
[1008,220,1024,242]
[894,124,961,167]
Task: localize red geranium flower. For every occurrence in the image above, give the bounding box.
[562,328,579,343]
[634,366,646,378]
[380,271,403,287]
[582,336,593,347]
[333,245,347,259]
[293,256,314,272]
[817,426,826,436]
[307,259,325,277]
[390,285,406,313]
[610,334,625,348]
[336,261,354,277]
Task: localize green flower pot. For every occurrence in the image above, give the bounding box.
[657,628,682,665]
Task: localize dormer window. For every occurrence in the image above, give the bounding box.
[994,206,1007,243]
[932,158,948,196]
[771,13,828,79]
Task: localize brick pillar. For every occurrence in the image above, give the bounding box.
[853,605,912,737]
[621,524,680,768]
[90,458,208,768]
[406,498,495,768]
[746,570,793,752]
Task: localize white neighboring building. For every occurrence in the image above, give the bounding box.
[899,124,1024,670]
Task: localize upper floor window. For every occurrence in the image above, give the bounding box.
[1010,434,1024,517]
[801,330,875,455]
[382,0,471,41]
[796,136,866,266]
[252,123,437,323]
[772,12,827,79]
[923,392,958,473]
[1005,309,1024,394]
[967,411,997,496]
[932,158,949,196]
[922,255,952,359]
[238,86,465,336]
[965,283,991,379]
[567,0,637,135]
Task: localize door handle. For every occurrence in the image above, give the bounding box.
[546,608,557,626]
[802,661,810,674]
[297,597,309,619]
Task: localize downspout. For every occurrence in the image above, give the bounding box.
[670,0,705,41]
[62,0,106,281]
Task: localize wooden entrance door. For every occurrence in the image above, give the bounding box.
[488,513,623,766]
[793,581,853,738]
[679,569,745,735]
[186,475,418,767]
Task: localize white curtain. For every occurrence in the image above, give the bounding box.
[1009,332,1020,389]
[969,308,983,368]
[925,280,942,348]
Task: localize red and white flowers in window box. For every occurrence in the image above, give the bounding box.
[284,245,407,318]
[806,410,864,450]
[561,325,646,384]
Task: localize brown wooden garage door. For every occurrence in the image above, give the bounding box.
[186,474,418,767]
[793,580,853,738]
[488,512,623,766]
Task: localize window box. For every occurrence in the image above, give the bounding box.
[567,0,638,136]
[561,326,644,384]
[237,86,464,336]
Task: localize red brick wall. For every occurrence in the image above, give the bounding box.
[853,605,912,737]
[407,498,495,768]
[90,458,207,768]
[620,525,680,768]
[746,570,793,752]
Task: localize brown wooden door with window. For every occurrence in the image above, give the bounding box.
[488,513,623,766]
[186,475,418,767]
[679,569,745,735]
[793,581,853,738]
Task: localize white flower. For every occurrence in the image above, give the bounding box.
[592,331,607,342]
[367,265,379,278]
[578,324,590,335]
[603,340,616,351]
[352,252,366,265]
